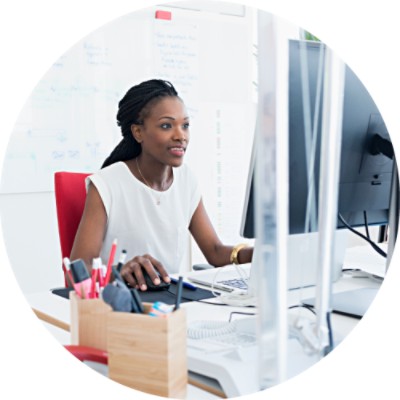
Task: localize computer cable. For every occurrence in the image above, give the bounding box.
[196,299,234,306]
[363,211,371,240]
[215,292,257,307]
[338,213,387,258]
[326,311,334,354]
[228,311,256,322]
[288,304,334,355]
[342,268,384,283]
[288,303,316,315]
[209,265,248,294]
[207,264,257,307]
[196,295,257,307]
[187,320,237,340]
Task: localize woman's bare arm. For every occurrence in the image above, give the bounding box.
[189,199,253,267]
[70,183,107,273]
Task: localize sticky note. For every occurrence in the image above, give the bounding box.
[155,10,172,20]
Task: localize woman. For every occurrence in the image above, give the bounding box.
[70,79,253,291]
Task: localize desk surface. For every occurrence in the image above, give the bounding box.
[26,268,381,399]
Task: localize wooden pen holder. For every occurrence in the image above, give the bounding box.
[107,303,187,398]
[70,291,111,351]
[69,292,187,399]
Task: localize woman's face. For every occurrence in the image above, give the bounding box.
[132,96,190,168]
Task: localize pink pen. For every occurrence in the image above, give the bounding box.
[63,257,75,288]
[90,260,99,298]
[104,239,118,286]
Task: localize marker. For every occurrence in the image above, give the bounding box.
[170,277,197,291]
[174,276,183,311]
[104,239,118,285]
[149,301,174,317]
[111,265,126,287]
[116,249,127,272]
[70,259,91,299]
[93,257,103,289]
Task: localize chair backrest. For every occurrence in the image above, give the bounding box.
[54,171,91,287]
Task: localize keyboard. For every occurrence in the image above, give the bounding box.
[187,332,257,354]
[217,278,248,290]
[211,332,256,346]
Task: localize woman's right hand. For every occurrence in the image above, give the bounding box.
[119,254,171,291]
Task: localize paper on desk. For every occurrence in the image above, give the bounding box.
[343,244,387,278]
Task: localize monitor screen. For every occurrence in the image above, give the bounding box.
[241,39,393,239]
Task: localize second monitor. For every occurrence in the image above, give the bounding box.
[240,39,392,289]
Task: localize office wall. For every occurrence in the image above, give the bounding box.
[1,4,254,194]
[0,1,375,296]
[0,3,259,293]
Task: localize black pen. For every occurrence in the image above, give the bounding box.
[174,276,183,311]
[116,249,127,272]
[130,288,144,314]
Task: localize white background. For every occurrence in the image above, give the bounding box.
[1,1,399,399]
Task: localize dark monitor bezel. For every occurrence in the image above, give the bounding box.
[241,39,393,239]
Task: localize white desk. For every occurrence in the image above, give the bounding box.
[26,269,381,399]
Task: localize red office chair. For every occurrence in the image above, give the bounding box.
[64,345,108,364]
[54,172,109,369]
[54,171,91,287]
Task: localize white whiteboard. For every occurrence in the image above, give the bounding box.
[1,5,255,194]
[0,4,256,256]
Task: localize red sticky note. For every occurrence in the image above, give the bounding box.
[155,10,172,20]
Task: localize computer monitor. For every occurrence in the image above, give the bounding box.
[241,39,394,240]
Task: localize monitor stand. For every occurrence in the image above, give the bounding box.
[302,286,379,319]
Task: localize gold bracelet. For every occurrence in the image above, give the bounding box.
[230,243,248,265]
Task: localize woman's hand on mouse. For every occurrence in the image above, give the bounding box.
[120,254,171,290]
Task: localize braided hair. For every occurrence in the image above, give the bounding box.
[102,79,179,168]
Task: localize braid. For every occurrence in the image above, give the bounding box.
[102,79,179,168]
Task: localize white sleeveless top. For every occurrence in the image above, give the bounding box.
[87,161,201,274]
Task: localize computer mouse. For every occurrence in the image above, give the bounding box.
[142,269,170,291]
